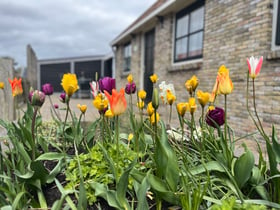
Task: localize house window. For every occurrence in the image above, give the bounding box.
[123,43,131,72]
[174,1,205,62]
[272,0,280,50]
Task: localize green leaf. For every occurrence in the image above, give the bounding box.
[233,144,255,188]
[154,121,179,191]
[36,152,65,161]
[116,159,136,209]
[90,182,123,209]
[272,125,280,163]
[135,172,150,210]
[12,191,26,210]
[54,179,77,210]
[189,161,225,175]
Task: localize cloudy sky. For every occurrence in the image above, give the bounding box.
[0,0,156,67]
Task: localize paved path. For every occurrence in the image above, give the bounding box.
[39,93,99,122]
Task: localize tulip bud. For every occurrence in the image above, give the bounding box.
[42,83,54,95]
[206,106,225,128]
[152,88,159,109]
[29,90,45,107]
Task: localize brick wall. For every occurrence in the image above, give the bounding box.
[114,0,280,137]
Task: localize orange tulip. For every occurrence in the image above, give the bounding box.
[104,88,127,116]
[8,77,23,97]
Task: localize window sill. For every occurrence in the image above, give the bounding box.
[168,59,203,72]
[266,50,280,60]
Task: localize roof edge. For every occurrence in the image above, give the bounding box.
[110,0,176,46]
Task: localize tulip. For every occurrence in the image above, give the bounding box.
[42,83,54,95]
[93,93,108,113]
[54,104,59,109]
[29,90,45,107]
[90,81,99,98]
[188,97,197,115]
[185,75,199,96]
[125,82,136,94]
[59,92,66,103]
[166,90,176,105]
[150,74,158,83]
[127,74,133,84]
[159,81,176,104]
[147,102,154,116]
[77,104,87,114]
[105,109,114,118]
[0,82,4,89]
[206,106,225,128]
[61,73,79,97]
[138,90,147,100]
[8,77,23,97]
[177,102,188,117]
[152,88,159,109]
[216,65,233,95]
[150,112,160,125]
[99,77,116,94]
[197,90,210,108]
[128,133,134,141]
[104,88,127,116]
[137,100,145,109]
[247,56,263,79]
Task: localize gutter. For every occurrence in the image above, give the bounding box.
[110,0,176,46]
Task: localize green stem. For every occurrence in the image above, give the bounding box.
[115,116,120,181]
[252,79,266,136]
[224,94,227,142]
[62,101,70,157]
[191,113,194,142]
[31,107,38,161]
[169,105,172,127]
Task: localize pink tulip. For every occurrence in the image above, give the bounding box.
[247,56,263,79]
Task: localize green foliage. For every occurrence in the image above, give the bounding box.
[65,143,139,205]
[211,197,267,210]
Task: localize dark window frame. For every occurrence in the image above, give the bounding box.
[123,42,131,72]
[174,0,205,63]
[276,0,280,45]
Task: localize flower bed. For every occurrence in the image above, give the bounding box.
[0,57,280,209]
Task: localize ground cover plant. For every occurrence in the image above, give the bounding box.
[0,57,280,209]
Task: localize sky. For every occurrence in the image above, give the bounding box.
[0,0,156,67]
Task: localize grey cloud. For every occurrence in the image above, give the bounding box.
[0,0,156,66]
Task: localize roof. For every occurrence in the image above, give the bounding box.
[111,0,176,46]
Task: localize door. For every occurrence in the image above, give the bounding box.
[144,28,155,102]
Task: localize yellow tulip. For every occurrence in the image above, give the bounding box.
[93,93,108,112]
[0,82,4,89]
[176,102,188,117]
[185,75,199,96]
[128,133,134,141]
[150,112,160,125]
[127,74,133,84]
[150,74,158,83]
[138,90,147,100]
[147,102,154,116]
[197,90,210,107]
[105,109,114,118]
[188,97,197,115]
[61,73,79,97]
[137,100,145,109]
[77,104,87,114]
[216,65,233,95]
[166,90,176,105]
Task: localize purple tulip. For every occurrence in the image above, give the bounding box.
[42,83,54,95]
[29,90,45,107]
[59,92,66,103]
[125,82,136,94]
[54,104,59,109]
[99,77,116,94]
[206,107,225,128]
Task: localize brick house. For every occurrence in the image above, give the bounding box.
[111,0,280,137]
